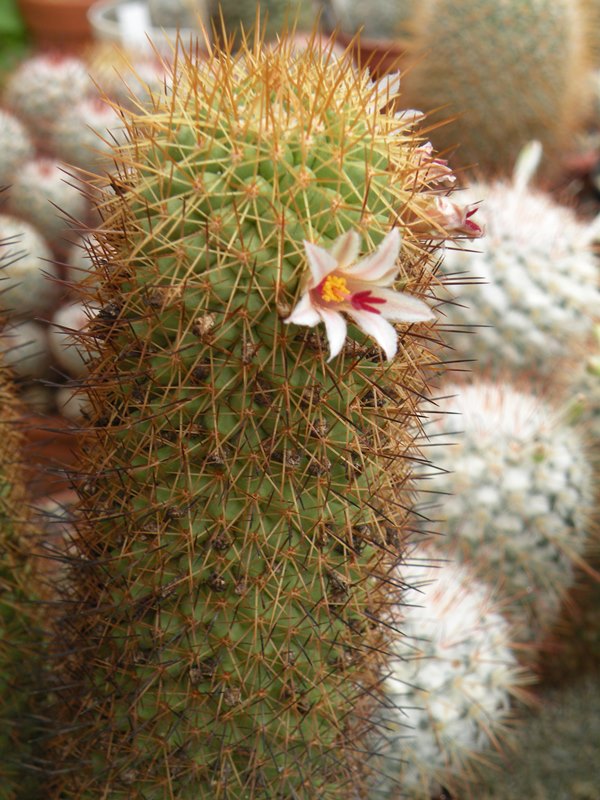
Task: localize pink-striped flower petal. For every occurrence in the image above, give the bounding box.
[330,230,360,270]
[284,292,321,327]
[345,228,401,283]
[348,309,399,361]
[367,287,435,322]
[304,240,338,286]
[318,307,348,361]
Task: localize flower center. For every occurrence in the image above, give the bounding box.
[320,274,350,304]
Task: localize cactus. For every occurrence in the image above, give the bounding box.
[3,54,91,141]
[0,351,46,799]
[401,0,590,174]
[562,324,600,446]
[581,0,600,65]
[540,558,600,683]
[8,158,88,248]
[50,97,127,175]
[148,0,207,28]
[213,0,317,41]
[45,36,473,799]
[371,553,530,799]
[439,148,600,378]
[327,0,417,40]
[48,302,96,378]
[417,381,594,640]
[55,385,91,422]
[65,235,99,285]
[0,215,58,317]
[0,109,35,190]
[0,320,51,380]
[480,676,600,800]
[87,47,169,113]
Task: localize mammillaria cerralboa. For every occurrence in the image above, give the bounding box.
[43,33,482,799]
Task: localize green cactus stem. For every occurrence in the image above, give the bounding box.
[45,32,473,800]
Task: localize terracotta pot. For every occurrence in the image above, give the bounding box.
[18,0,95,51]
[336,31,408,79]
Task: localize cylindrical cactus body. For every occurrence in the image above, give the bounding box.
[46,38,467,799]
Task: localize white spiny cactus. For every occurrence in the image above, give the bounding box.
[439,144,600,377]
[50,97,127,175]
[8,158,88,247]
[0,320,51,379]
[0,110,35,189]
[49,302,97,378]
[418,380,594,640]
[0,215,58,317]
[3,54,91,139]
[66,236,98,285]
[372,552,528,799]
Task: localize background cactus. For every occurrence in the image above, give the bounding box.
[148,0,208,28]
[0,215,58,318]
[50,97,127,175]
[46,36,467,799]
[8,158,88,248]
[0,320,51,380]
[438,156,600,378]
[212,0,317,42]
[401,0,590,175]
[0,109,35,190]
[48,302,96,378]
[327,0,417,40]
[371,553,530,799]
[87,47,169,113]
[562,324,600,446]
[480,675,600,800]
[416,381,595,640]
[3,53,91,141]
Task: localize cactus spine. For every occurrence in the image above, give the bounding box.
[47,36,465,798]
[402,0,590,174]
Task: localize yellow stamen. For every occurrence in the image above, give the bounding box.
[321,274,350,304]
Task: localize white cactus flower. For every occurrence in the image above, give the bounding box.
[284,229,435,361]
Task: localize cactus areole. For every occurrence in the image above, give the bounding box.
[50,33,474,799]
